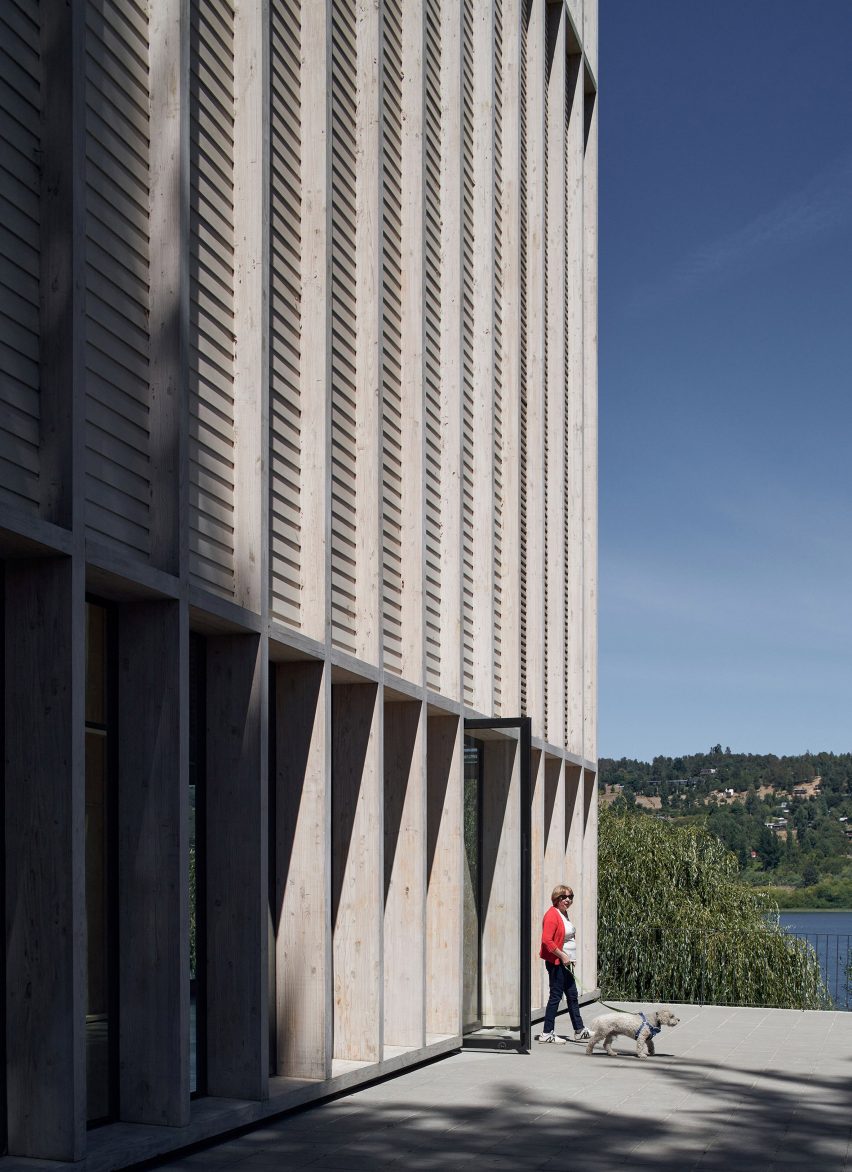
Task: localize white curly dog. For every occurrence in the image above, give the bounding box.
[584,1008,680,1058]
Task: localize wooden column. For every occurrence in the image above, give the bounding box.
[581,767,598,989]
[148,0,187,575]
[205,634,268,1099]
[529,749,545,1011]
[38,0,84,530]
[117,600,188,1124]
[383,701,425,1049]
[543,756,565,1013]
[545,3,567,746]
[498,0,524,717]
[354,0,382,665]
[233,0,268,615]
[470,0,495,714]
[565,48,585,755]
[300,1,331,645]
[524,0,546,737]
[480,737,520,1027]
[273,661,331,1080]
[425,714,462,1038]
[5,557,85,1159]
[399,0,426,684]
[439,0,463,702]
[331,683,382,1062]
[582,79,598,764]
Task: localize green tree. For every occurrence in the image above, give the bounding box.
[598,806,828,1009]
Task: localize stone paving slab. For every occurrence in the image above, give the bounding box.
[150,1003,852,1171]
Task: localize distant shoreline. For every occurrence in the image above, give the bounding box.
[777,906,852,914]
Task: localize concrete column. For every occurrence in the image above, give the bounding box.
[233,0,268,615]
[425,714,463,1038]
[5,556,86,1159]
[205,633,268,1099]
[273,660,331,1080]
[383,701,425,1049]
[117,600,189,1124]
[331,683,382,1062]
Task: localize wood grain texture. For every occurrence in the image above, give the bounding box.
[117,600,189,1124]
[273,660,331,1079]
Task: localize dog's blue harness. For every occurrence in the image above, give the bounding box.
[635,1012,661,1040]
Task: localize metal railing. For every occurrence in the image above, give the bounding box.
[599,926,850,1011]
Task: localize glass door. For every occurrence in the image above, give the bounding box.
[462,717,532,1053]
[462,737,482,1033]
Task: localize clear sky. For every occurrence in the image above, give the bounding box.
[599,0,852,761]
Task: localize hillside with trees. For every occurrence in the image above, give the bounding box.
[600,748,852,908]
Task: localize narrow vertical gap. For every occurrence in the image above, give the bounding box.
[189,632,207,1097]
[267,663,278,1076]
[0,566,6,1153]
[84,598,118,1127]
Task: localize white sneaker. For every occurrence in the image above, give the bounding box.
[573,1028,591,1042]
[537,1031,567,1044]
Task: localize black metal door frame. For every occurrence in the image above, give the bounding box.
[463,716,532,1054]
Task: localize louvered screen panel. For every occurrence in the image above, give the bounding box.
[492,0,504,716]
[329,0,359,654]
[519,0,529,717]
[84,0,151,557]
[189,0,236,596]
[381,0,403,674]
[269,0,302,628]
[0,0,40,515]
[460,0,475,707]
[423,0,443,693]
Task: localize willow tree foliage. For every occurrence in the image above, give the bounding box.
[598,805,829,1009]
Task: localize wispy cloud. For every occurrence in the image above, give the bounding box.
[629,152,852,314]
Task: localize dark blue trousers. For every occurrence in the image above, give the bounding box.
[543,961,584,1034]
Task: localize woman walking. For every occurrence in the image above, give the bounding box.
[538,884,591,1043]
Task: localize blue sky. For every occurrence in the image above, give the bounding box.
[599,0,852,761]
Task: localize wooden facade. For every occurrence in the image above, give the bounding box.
[0,0,598,1166]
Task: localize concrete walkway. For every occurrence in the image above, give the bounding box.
[152,1003,852,1171]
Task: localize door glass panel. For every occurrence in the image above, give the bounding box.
[462,737,482,1032]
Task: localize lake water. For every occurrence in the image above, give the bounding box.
[778,909,852,1009]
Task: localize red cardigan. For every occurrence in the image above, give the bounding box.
[539,906,566,964]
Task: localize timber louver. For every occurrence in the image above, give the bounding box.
[84,0,152,557]
[329,0,359,655]
[0,0,41,516]
[269,0,302,628]
[189,0,237,597]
